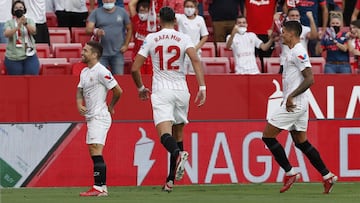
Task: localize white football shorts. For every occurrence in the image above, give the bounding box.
[86,114,111,145]
[268,105,308,132]
[151,89,190,126]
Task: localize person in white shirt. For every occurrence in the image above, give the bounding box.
[276,8,318,73]
[77,41,122,197]
[53,0,95,28]
[176,0,208,74]
[131,7,206,192]
[226,15,274,74]
[262,20,337,194]
[23,0,50,44]
[0,0,13,43]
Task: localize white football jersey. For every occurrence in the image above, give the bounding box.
[138,28,195,92]
[282,43,312,109]
[176,14,209,45]
[77,62,118,120]
[226,32,262,74]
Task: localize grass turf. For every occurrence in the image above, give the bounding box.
[1,182,359,203]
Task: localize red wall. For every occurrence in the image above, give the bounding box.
[1,74,360,122]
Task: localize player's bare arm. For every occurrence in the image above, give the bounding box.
[187,47,206,107]
[108,85,123,114]
[76,87,87,116]
[286,67,314,112]
[131,54,151,100]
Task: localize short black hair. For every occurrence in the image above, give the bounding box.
[11,0,27,16]
[283,20,302,37]
[136,0,150,13]
[351,19,360,28]
[159,6,175,23]
[86,41,103,59]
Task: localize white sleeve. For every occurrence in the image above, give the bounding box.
[99,68,118,90]
[199,16,209,37]
[138,34,152,58]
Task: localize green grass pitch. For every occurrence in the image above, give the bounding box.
[1,182,359,203]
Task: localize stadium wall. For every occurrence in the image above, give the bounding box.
[0,75,359,187]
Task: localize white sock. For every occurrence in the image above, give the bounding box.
[93,185,103,192]
[285,168,296,176]
[323,172,333,180]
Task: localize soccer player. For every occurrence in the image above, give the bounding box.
[77,41,122,197]
[131,6,206,192]
[262,21,337,194]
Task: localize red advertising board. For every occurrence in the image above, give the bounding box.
[27,120,360,187]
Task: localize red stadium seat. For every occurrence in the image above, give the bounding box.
[71,27,91,46]
[48,27,71,44]
[0,59,6,75]
[35,43,51,58]
[0,43,6,60]
[264,57,281,73]
[39,58,68,65]
[217,42,233,58]
[310,57,325,74]
[52,43,82,59]
[41,63,72,75]
[201,57,230,74]
[123,42,135,60]
[201,42,216,57]
[72,62,87,76]
[46,12,58,27]
[124,58,133,74]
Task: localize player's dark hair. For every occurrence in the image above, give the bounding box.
[86,41,103,59]
[287,7,299,15]
[283,20,302,37]
[159,6,176,23]
[136,0,150,13]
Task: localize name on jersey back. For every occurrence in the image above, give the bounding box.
[154,34,181,43]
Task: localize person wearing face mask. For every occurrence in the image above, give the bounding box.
[86,0,132,75]
[3,0,40,75]
[97,0,124,8]
[225,15,274,74]
[316,11,351,74]
[175,0,208,74]
[129,0,153,74]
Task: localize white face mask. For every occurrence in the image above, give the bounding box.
[103,2,115,10]
[238,27,247,35]
[184,7,196,17]
[138,13,148,21]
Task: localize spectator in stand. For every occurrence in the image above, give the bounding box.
[244,0,277,73]
[317,11,351,74]
[226,15,274,74]
[24,0,50,45]
[0,1,13,43]
[276,9,318,73]
[348,19,360,72]
[286,0,328,57]
[129,0,152,74]
[53,0,95,28]
[351,0,360,22]
[4,0,40,75]
[97,0,124,8]
[176,0,209,74]
[207,0,241,56]
[344,0,357,26]
[86,0,132,75]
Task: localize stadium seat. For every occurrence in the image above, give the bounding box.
[52,43,82,59]
[46,12,58,27]
[40,63,72,75]
[310,57,325,74]
[123,42,135,60]
[124,58,133,74]
[39,58,68,65]
[0,43,6,61]
[264,57,281,73]
[35,43,51,58]
[71,27,91,46]
[201,42,216,57]
[72,61,87,76]
[217,42,233,58]
[201,57,230,74]
[48,27,71,44]
[0,59,6,75]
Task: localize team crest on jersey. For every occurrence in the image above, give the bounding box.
[104,73,113,81]
[297,54,308,63]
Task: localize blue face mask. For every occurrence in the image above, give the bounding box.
[103,2,115,10]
